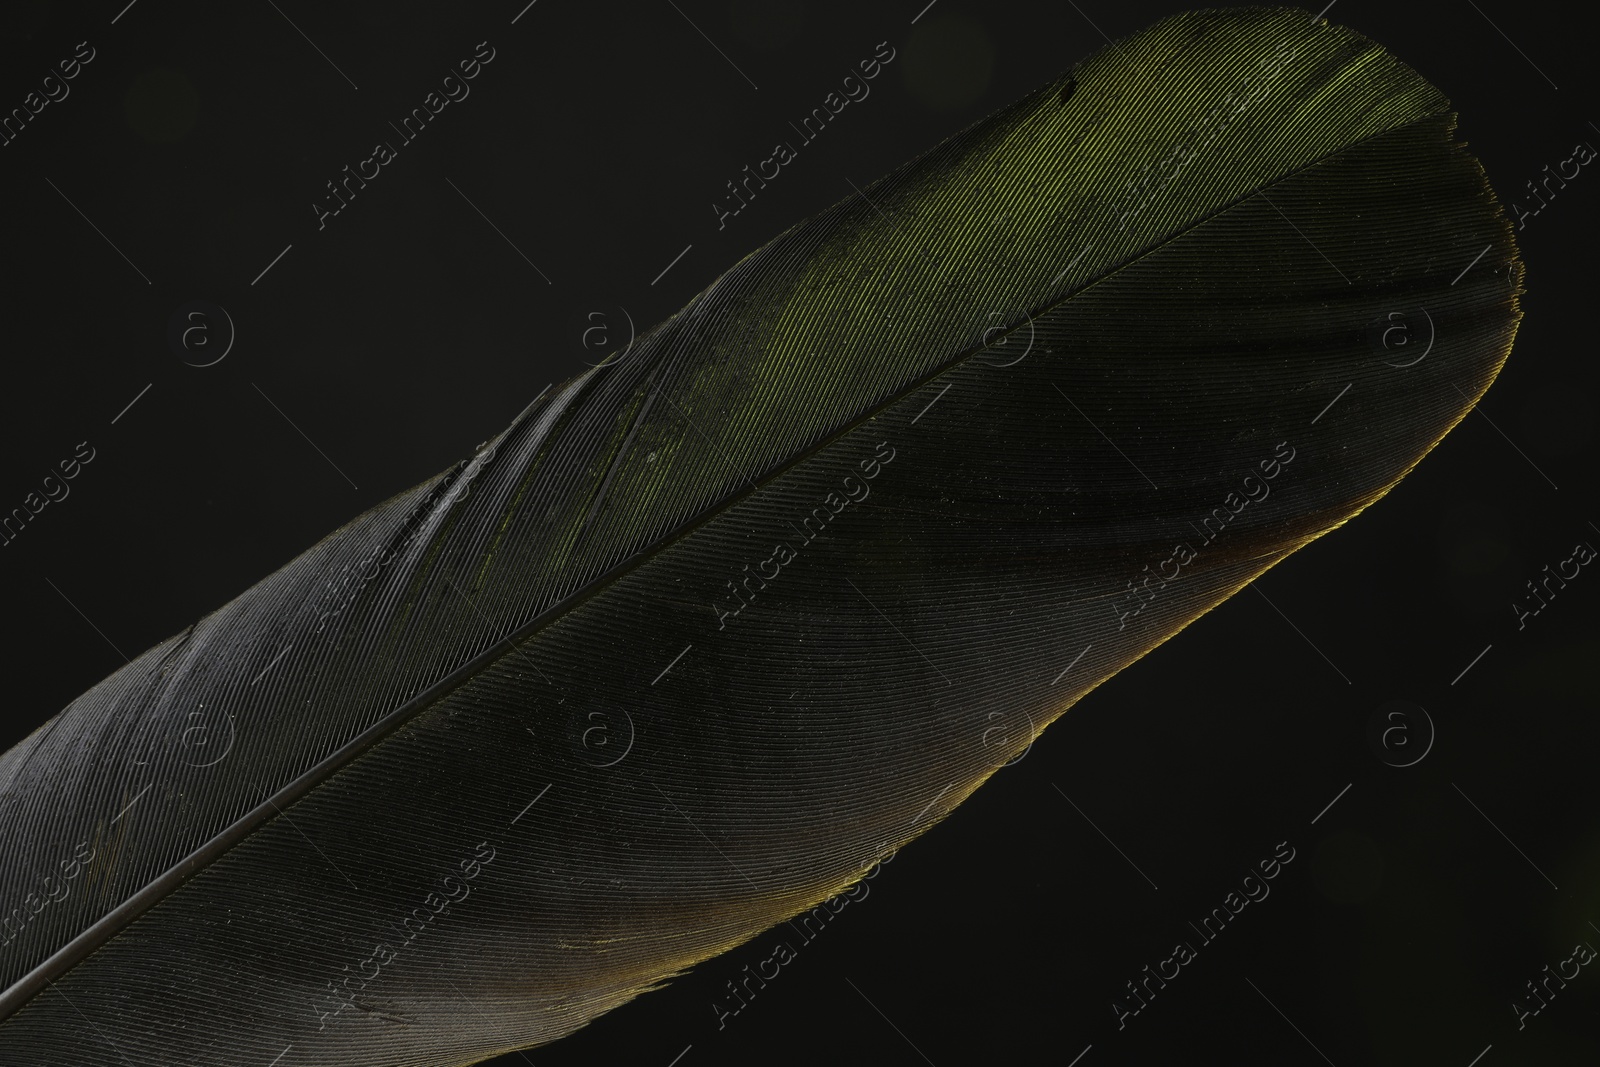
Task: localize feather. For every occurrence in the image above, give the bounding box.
[0,6,1521,1064]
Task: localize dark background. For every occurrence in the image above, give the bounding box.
[1,1,1596,1064]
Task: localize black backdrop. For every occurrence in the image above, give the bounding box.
[1,1,1596,1064]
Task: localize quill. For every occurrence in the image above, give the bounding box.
[0,6,1521,1064]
